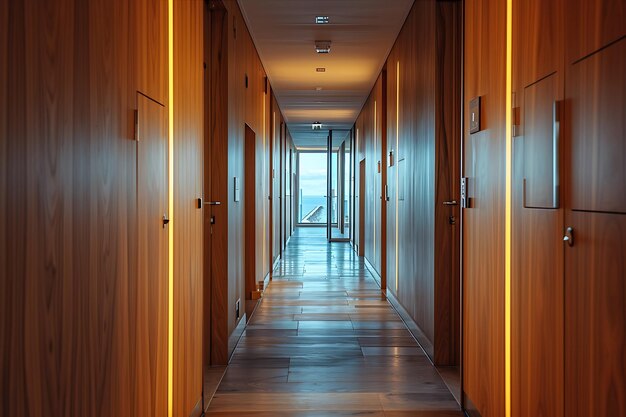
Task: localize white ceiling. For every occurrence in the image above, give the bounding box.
[238,0,414,149]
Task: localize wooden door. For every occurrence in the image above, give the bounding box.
[270,110,280,267]
[564,26,625,416]
[359,159,366,256]
[136,92,168,417]
[244,124,257,306]
[204,0,229,372]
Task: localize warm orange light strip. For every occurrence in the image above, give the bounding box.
[395,61,399,292]
[167,0,174,415]
[373,100,377,262]
[505,0,513,415]
[263,97,267,273]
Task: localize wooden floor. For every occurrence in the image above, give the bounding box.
[206,228,462,416]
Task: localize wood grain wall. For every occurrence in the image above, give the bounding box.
[0,0,207,416]
[206,0,290,365]
[270,94,284,267]
[354,0,461,366]
[511,0,564,415]
[173,0,204,416]
[462,0,507,414]
[0,0,183,415]
[511,0,625,416]
[355,74,386,284]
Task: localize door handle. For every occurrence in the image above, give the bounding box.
[204,201,221,206]
[563,227,573,247]
[163,214,170,228]
[443,200,458,206]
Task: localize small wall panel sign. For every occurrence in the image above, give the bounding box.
[469,96,481,134]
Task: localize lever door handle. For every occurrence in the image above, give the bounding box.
[443,200,458,206]
[204,201,221,206]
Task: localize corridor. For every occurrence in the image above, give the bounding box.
[206,228,462,416]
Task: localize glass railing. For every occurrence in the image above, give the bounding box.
[299,194,327,223]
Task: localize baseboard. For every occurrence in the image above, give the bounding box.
[261,271,270,290]
[363,257,383,288]
[227,312,247,360]
[203,366,227,412]
[463,393,481,417]
[385,289,436,362]
[189,398,203,417]
[272,256,280,271]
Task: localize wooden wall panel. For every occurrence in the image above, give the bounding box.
[136,93,168,417]
[511,0,564,416]
[0,0,171,415]
[206,0,288,364]
[135,0,168,105]
[565,0,624,64]
[568,39,625,214]
[205,0,230,366]
[433,0,462,366]
[565,212,626,417]
[564,4,625,411]
[244,124,258,306]
[354,0,461,366]
[173,0,204,416]
[463,0,507,414]
[270,94,282,266]
[355,74,385,279]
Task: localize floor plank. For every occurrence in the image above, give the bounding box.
[205,228,462,416]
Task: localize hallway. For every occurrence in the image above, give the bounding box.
[206,228,462,416]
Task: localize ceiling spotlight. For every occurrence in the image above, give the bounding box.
[315,16,329,24]
[312,122,322,130]
[316,67,326,72]
[315,40,331,54]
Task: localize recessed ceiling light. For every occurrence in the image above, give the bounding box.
[315,16,329,24]
[312,122,322,130]
[316,67,326,72]
[315,40,331,54]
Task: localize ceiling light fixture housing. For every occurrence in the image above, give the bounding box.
[315,40,331,54]
[315,16,329,24]
[312,122,322,130]
[316,67,326,72]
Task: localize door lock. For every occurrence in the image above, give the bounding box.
[563,227,574,247]
[163,214,170,228]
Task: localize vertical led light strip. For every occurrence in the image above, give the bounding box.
[263,97,266,273]
[373,100,377,262]
[167,0,174,415]
[505,0,513,415]
[395,61,399,292]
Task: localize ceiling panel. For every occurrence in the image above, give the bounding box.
[238,0,414,149]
